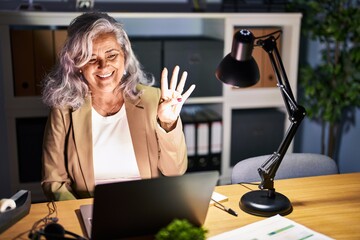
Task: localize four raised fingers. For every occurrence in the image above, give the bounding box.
[161,65,194,101]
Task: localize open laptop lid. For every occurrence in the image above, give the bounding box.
[82,171,219,240]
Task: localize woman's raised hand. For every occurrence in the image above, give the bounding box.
[157,65,195,130]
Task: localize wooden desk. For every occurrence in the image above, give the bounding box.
[1,173,360,239]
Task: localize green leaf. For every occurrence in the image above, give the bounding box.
[155,219,207,240]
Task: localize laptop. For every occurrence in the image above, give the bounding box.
[79,171,219,239]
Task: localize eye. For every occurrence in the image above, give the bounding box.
[88,58,97,64]
[107,53,118,60]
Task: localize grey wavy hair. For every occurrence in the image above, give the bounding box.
[42,12,153,109]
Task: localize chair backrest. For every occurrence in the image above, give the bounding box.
[231,153,339,184]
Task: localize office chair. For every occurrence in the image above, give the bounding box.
[231,153,339,184]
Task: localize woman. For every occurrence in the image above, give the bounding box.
[41,12,195,201]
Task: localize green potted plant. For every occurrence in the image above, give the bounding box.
[288,0,360,159]
[155,219,207,240]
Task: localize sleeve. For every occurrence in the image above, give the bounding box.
[156,119,188,176]
[152,90,188,176]
[41,108,77,201]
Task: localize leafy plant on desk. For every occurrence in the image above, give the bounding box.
[288,0,360,159]
[155,219,207,240]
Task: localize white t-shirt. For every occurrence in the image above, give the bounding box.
[92,106,141,185]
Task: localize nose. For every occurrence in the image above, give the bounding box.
[98,59,107,69]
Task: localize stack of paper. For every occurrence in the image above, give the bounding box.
[208,214,334,240]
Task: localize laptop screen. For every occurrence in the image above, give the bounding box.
[80,171,219,239]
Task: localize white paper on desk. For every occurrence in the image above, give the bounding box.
[209,192,228,205]
[208,214,334,240]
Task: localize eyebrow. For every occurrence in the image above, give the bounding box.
[91,48,121,57]
[106,48,120,53]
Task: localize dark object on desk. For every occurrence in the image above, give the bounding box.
[0,190,31,233]
[211,198,238,217]
[80,171,219,240]
[29,221,87,240]
[27,200,86,240]
[215,29,306,217]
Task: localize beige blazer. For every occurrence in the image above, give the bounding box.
[41,85,187,201]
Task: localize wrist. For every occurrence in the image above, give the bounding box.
[158,118,177,132]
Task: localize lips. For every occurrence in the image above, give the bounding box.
[97,71,113,78]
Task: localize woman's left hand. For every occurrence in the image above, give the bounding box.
[158,65,195,131]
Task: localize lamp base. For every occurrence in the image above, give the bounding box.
[239,190,292,217]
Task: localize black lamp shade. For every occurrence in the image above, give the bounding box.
[215,29,260,88]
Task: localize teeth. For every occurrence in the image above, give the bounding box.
[98,72,112,78]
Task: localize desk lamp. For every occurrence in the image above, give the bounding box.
[216,29,306,217]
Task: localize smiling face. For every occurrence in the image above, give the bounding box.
[81,33,125,94]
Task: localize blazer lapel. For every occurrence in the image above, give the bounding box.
[70,94,152,192]
[125,97,151,179]
[71,96,95,193]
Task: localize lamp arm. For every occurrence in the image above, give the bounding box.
[256,36,306,193]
